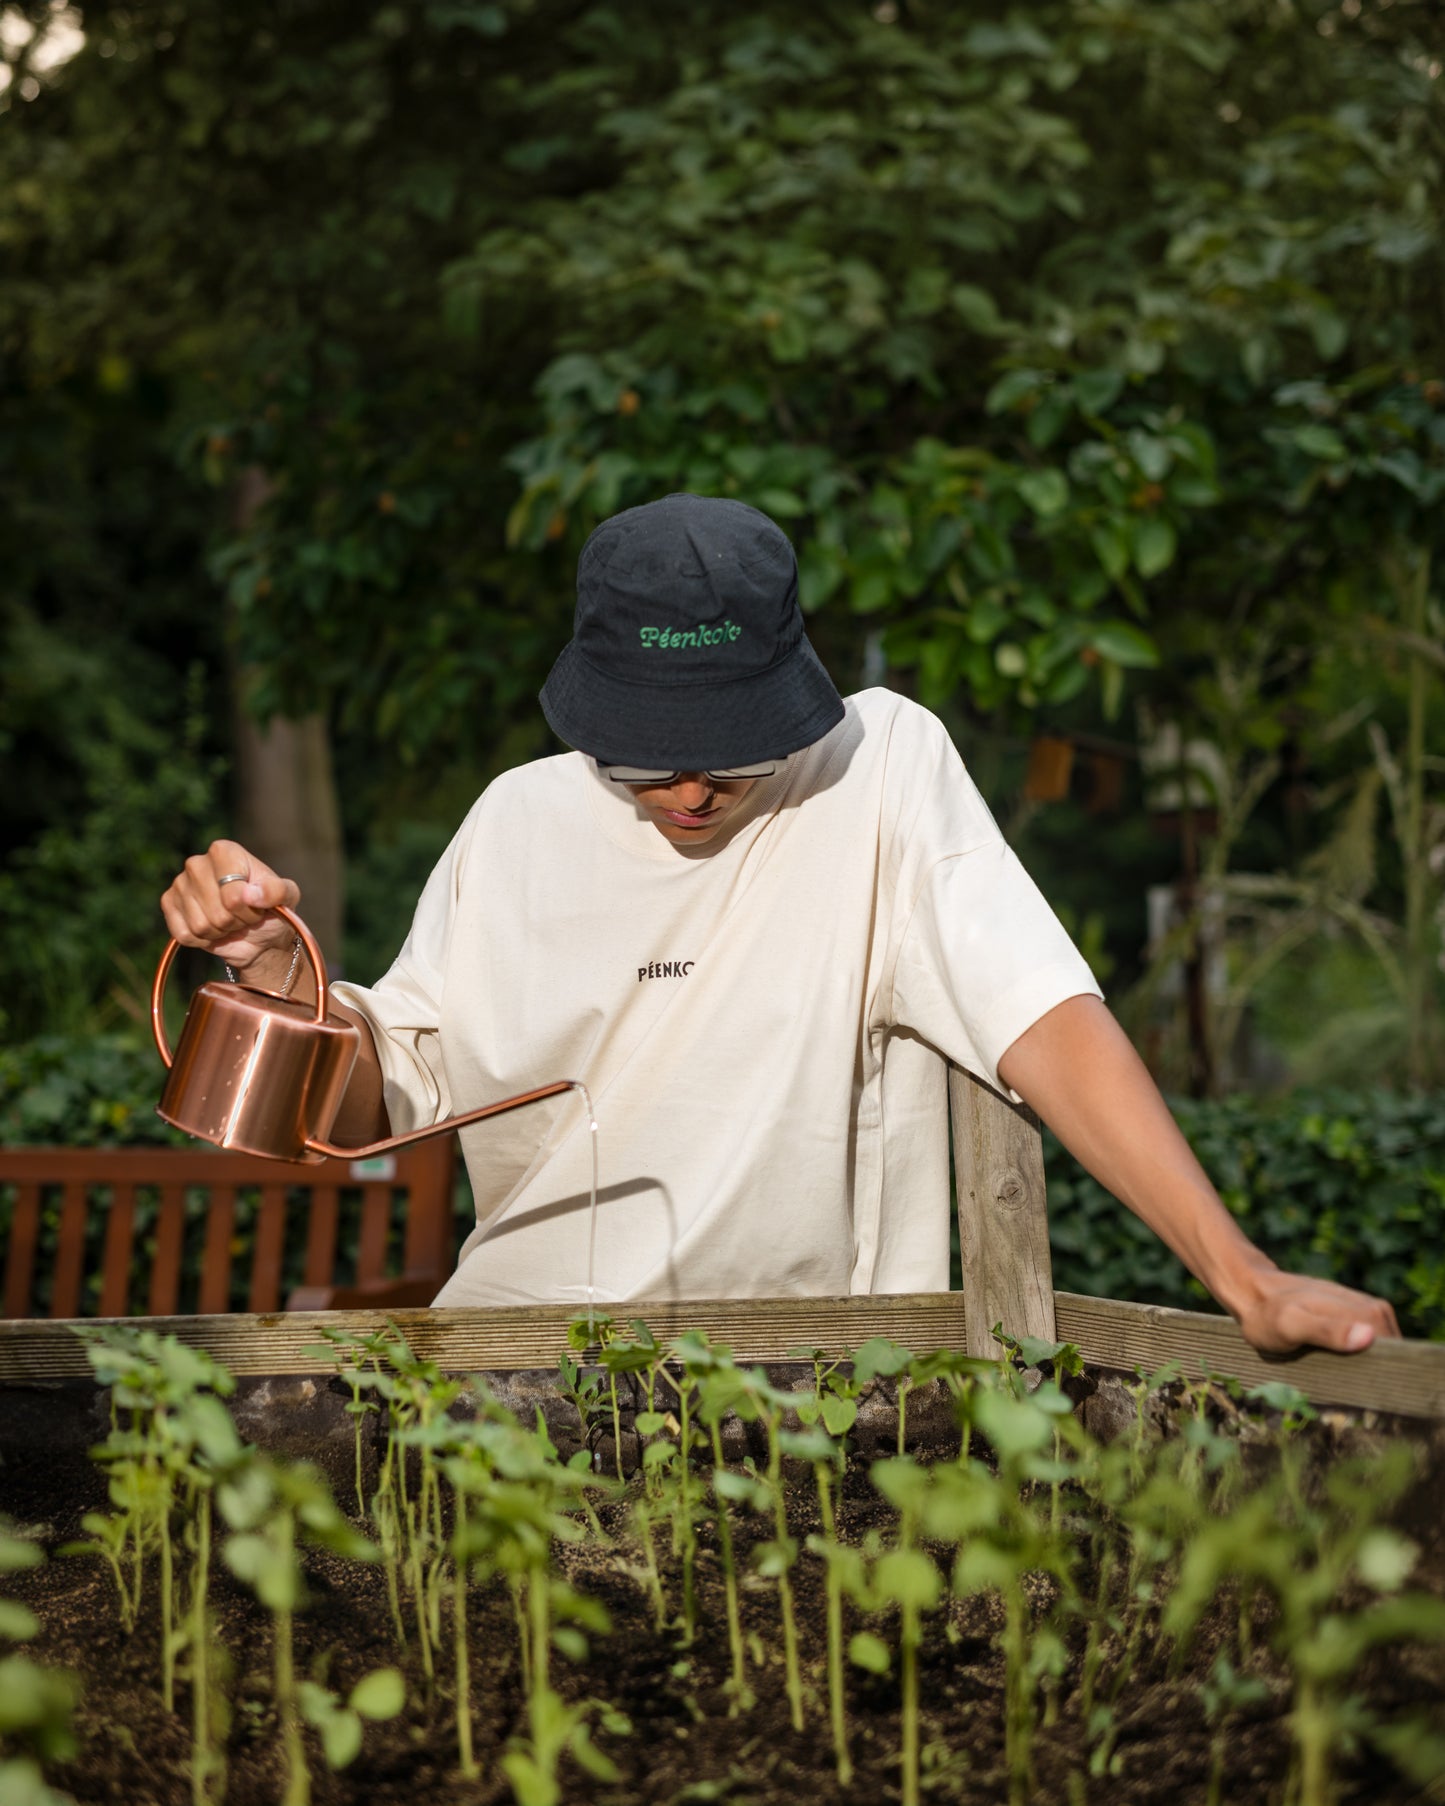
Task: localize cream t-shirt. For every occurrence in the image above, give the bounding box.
[331,689,1101,1307]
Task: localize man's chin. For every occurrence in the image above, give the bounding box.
[650,817,728,846]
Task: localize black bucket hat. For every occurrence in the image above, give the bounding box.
[539,493,845,769]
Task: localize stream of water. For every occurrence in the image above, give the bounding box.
[567,1079,600,1338]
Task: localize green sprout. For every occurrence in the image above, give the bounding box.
[65,1324,242,1804]
[219,1452,396,1806]
[0,1518,80,1806]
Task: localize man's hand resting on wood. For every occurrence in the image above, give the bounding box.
[1226,1267,1399,1356]
[997,995,1401,1357]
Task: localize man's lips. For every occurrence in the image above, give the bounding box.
[659,806,720,828]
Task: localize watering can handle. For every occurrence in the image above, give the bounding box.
[151,904,329,1070]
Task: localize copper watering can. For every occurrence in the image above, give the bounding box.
[151,906,577,1163]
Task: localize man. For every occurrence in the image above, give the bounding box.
[161,493,1399,1353]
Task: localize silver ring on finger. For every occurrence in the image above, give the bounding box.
[216,872,250,887]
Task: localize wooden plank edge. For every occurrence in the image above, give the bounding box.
[0,1295,969,1383]
[1,1290,1441,1418]
[1055,1292,1445,1420]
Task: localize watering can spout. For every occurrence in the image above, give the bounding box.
[151,906,581,1163]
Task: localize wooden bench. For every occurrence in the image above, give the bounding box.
[0,1137,458,1320]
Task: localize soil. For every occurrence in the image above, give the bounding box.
[4,1368,1444,1806]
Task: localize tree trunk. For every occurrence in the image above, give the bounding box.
[231,696,345,972]
[227,466,346,971]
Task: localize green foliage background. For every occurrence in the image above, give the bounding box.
[3,0,1441,1060]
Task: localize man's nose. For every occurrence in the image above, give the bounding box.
[672,774,714,809]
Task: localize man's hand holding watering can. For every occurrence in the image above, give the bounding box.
[160,840,309,1000]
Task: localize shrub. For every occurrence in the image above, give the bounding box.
[1047,1088,1445,1340]
[0,1033,186,1149]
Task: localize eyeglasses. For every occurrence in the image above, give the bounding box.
[602,762,777,785]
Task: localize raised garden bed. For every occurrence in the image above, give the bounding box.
[2,1301,1443,1806]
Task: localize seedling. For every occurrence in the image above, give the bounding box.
[0,1518,79,1806]
[851,1337,914,1453]
[301,1325,386,1517]
[451,1410,624,1806]
[219,1451,395,1806]
[737,1368,810,1732]
[595,1317,664,1481]
[654,1332,713,1644]
[66,1324,243,1802]
[950,1379,1078,1806]
[1164,1442,1445,1806]
[1200,1650,1270,1806]
[559,1333,610,1471]
[868,1457,946,1806]
[790,1345,864,1446]
[690,1348,757,1712]
[319,1323,462,1685]
[784,1424,852,1784]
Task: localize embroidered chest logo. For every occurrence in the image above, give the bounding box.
[638,959,695,983]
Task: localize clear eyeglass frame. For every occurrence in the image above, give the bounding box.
[602,762,778,785]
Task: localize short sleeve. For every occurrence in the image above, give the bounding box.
[890,841,1102,1097]
[330,811,474,1134]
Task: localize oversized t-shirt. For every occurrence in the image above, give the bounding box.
[331,689,1101,1308]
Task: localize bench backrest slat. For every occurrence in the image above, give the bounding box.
[50,1184,90,1319]
[249,1184,289,1314]
[98,1184,139,1317]
[198,1187,237,1315]
[303,1185,341,1289]
[400,1139,455,1282]
[4,1182,42,1318]
[148,1184,188,1317]
[356,1184,393,1286]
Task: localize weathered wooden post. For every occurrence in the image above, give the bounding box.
[949,1065,1056,1359]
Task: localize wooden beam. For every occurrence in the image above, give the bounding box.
[3,1291,1442,1418]
[949,1065,1056,1357]
[1054,1292,1445,1417]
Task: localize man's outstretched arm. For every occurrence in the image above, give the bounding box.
[996,994,1401,1355]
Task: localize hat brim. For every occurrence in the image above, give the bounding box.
[540,633,845,769]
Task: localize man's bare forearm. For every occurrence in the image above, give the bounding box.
[996,994,1399,1353]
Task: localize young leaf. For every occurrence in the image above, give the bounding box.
[570,1722,622,1783]
[0,1601,40,1641]
[821,1393,858,1437]
[853,1338,913,1383]
[320,1710,363,1771]
[349,1667,405,1719]
[223,1532,299,1613]
[849,1631,892,1674]
[1353,1530,1418,1594]
[0,1536,42,1577]
[875,1549,943,1612]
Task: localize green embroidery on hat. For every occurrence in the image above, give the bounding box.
[638,622,743,650]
